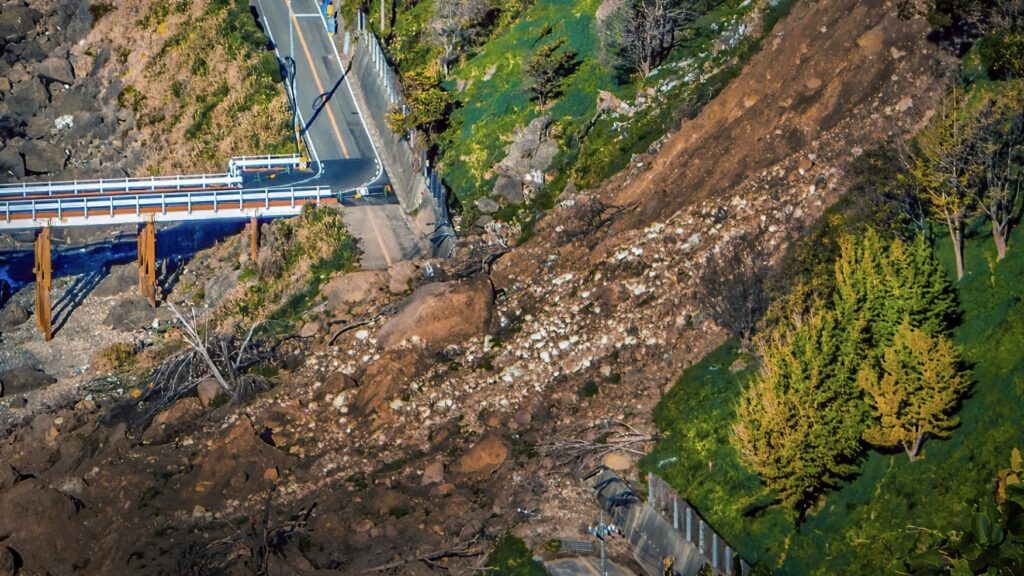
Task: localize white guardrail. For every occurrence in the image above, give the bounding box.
[0,155,305,197]
[0,186,335,229]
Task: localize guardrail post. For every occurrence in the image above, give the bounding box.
[686,507,693,541]
[34,227,53,341]
[713,533,719,572]
[673,499,679,531]
[726,546,733,574]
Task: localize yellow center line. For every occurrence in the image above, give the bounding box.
[291,9,350,158]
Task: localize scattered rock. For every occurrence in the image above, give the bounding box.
[387,261,418,294]
[196,378,221,408]
[376,276,494,352]
[352,348,427,415]
[21,139,66,174]
[36,57,74,85]
[0,303,30,330]
[0,366,56,397]
[729,358,748,373]
[321,371,357,394]
[204,269,239,307]
[0,5,39,44]
[142,397,203,444]
[493,175,525,204]
[421,461,445,486]
[320,270,387,308]
[476,197,500,214]
[452,436,507,476]
[0,544,14,576]
[92,264,136,297]
[299,320,320,338]
[602,452,632,471]
[103,295,155,331]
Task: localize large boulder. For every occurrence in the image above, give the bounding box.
[4,79,47,119]
[0,302,29,330]
[352,347,427,415]
[387,260,418,294]
[142,397,203,445]
[452,436,508,476]
[36,56,74,85]
[21,139,66,174]
[103,295,155,331]
[376,276,493,352]
[92,263,136,297]
[0,5,39,44]
[0,365,56,397]
[320,270,387,309]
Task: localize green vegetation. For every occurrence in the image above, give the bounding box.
[485,535,547,576]
[225,206,360,332]
[643,71,1024,573]
[371,0,790,233]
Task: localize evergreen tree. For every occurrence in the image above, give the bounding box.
[732,310,867,516]
[524,38,580,107]
[833,230,957,350]
[860,322,967,461]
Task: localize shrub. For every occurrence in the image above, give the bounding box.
[91,342,137,373]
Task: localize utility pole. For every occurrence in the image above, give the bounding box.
[380,0,385,33]
[589,510,617,576]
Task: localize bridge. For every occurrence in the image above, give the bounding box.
[0,0,424,341]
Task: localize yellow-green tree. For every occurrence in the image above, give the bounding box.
[910,84,986,280]
[860,322,967,461]
[732,310,867,516]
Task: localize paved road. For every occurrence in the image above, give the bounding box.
[254,0,428,269]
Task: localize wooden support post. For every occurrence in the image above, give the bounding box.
[33,227,52,341]
[137,220,158,307]
[250,216,259,263]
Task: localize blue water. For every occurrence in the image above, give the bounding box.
[0,220,249,306]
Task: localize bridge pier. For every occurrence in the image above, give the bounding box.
[137,220,158,307]
[33,227,52,341]
[250,216,260,263]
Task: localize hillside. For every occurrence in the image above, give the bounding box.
[0,0,1015,574]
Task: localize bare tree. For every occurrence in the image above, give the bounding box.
[973,85,1024,260]
[432,0,489,77]
[600,0,692,78]
[909,83,984,280]
[692,230,773,342]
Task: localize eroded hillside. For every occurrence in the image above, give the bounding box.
[0,0,955,574]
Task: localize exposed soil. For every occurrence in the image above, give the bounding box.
[0,0,955,574]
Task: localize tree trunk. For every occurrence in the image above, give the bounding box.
[993,217,1008,261]
[904,429,925,462]
[945,213,965,281]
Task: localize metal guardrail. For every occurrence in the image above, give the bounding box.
[0,155,308,197]
[0,186,336,229]
[0,172,241,197]
[228,154,305,177]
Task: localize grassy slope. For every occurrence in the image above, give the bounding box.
[641,221,1024,574]
[440,0,612,199]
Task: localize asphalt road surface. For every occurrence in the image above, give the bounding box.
[253,0,428,269]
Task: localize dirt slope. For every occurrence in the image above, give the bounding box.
[0,1,955,574]
[601,0,950,231]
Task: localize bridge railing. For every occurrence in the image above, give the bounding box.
[1,185,336,229]
[0,172,241,197]
[227,154,305,177]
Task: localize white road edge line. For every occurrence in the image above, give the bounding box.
[255,0,324,191]
[311,0,385,187]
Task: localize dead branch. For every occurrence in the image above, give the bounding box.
[362,535,483,573]
[538,419,659,473]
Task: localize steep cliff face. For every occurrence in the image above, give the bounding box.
[0,1,955,574]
